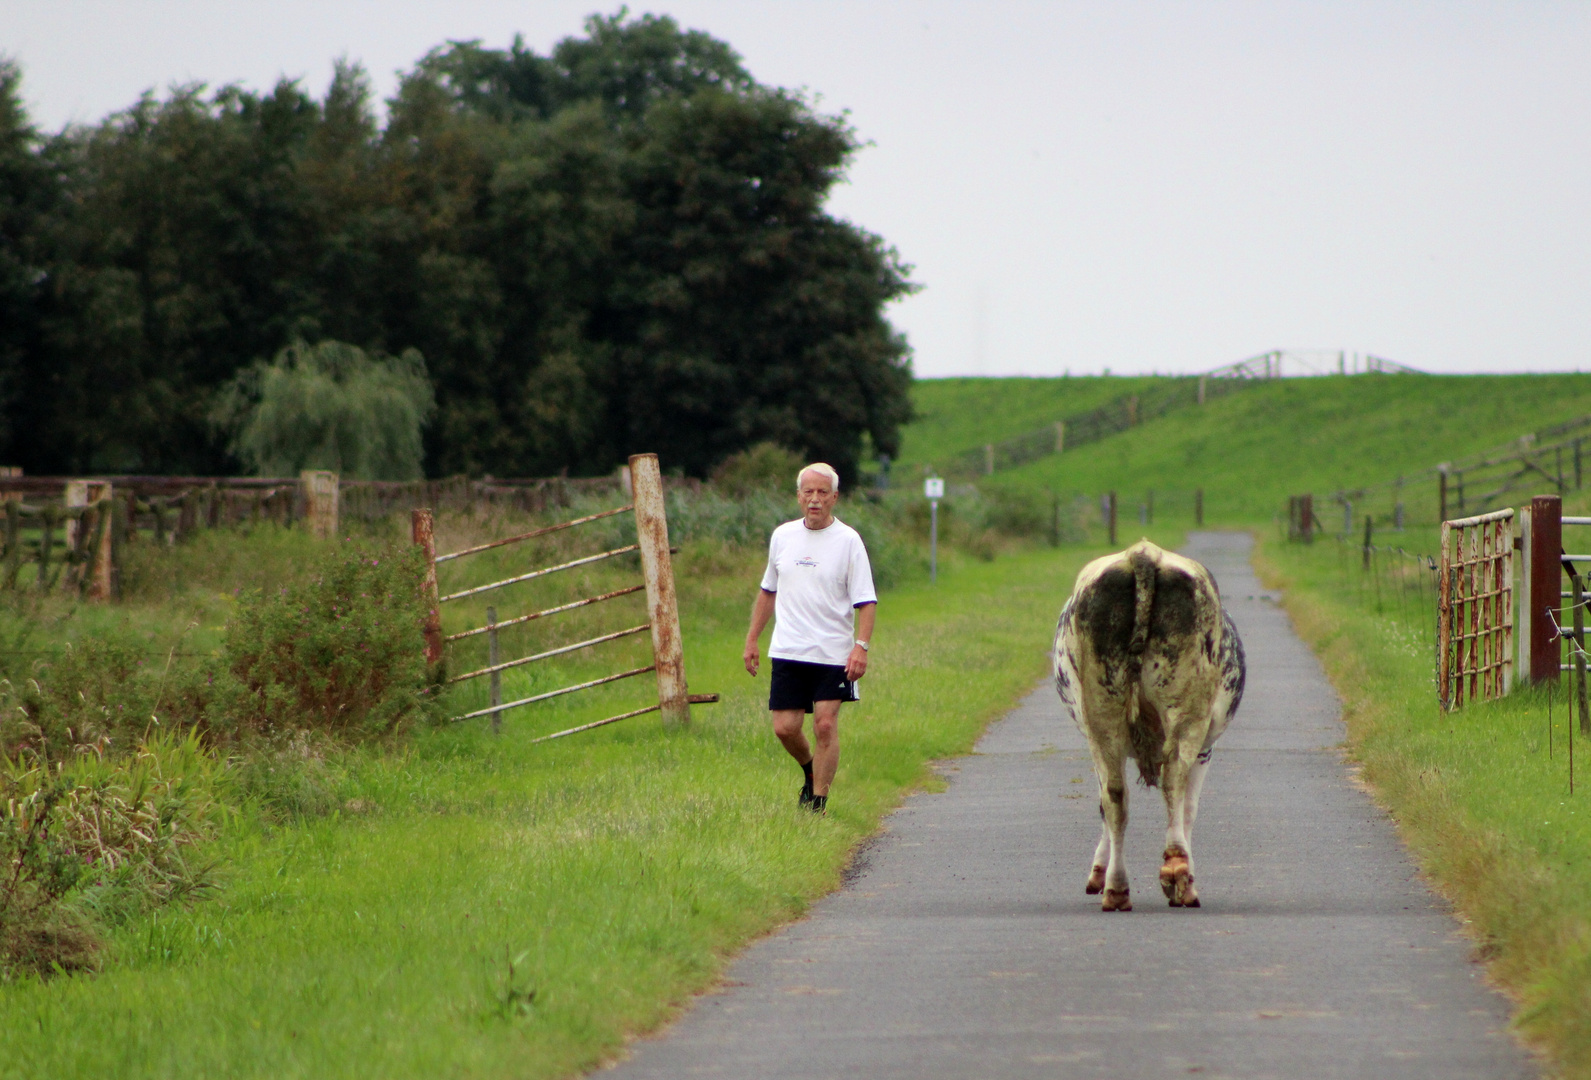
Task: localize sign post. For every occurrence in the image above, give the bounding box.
[925,477,944,583]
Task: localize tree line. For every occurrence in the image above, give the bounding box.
[0,13,914,481]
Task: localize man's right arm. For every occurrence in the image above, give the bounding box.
[744,589,777,676]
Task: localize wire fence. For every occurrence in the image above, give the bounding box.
[1280,511,1444,683]
[1301,414,1591,534]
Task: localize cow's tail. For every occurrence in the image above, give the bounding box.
[1125,543,1159,681]
[1125,544,1165,786]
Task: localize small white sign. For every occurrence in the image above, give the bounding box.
[924,478,945,499]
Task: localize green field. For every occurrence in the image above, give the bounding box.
[903,374,1591,526]
[17,370,1591,1077]
[0,508,1188,1079]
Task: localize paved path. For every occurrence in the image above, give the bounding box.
[608,533,1536,1079]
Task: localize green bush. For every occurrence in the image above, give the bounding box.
[219,541,439,740]
[709,442,805,498]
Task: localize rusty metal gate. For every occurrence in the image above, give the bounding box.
[1437,508,1514,710]
[412,453,716,742]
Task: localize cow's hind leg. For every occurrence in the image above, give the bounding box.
[1085,822,1109,894]
[1169,757,1211,907]
[1158,742,1203,908]
[1096,755,1132,911]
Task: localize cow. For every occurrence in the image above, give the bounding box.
[1052,539,1246,911]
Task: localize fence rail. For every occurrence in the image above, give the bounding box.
[447,624,652,685]
[1438,508,1514,710]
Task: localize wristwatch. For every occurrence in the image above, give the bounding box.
[855,640,869,652]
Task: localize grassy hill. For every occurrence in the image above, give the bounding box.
[898,374,1591,526]
[894,375,1170,472]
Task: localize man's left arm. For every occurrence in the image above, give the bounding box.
[847,602,876,681]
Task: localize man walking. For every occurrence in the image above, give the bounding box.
[744,463,877,813]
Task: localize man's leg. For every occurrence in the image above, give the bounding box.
[772,708,812,767]
[810,699,841,797]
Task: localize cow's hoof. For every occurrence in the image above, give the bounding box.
[1160,855,1196,907]
[1084,865,1106,895]
[1101,888,1132,912]
[1159,854,1188,899]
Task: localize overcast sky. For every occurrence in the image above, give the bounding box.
[5,1,1589,376]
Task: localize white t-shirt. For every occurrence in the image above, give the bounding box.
[760,517,878,666]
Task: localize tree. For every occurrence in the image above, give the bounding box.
[417,14,915,481]
[0,60,55,454]
[1,13,914,483]
[214,340,434,480]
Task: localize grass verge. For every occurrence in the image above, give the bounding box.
[1258,528,1591,1077]
[0,523,1184,1079]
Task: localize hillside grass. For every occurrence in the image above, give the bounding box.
[895,375,1170,471]
[1258,525,1591,1075]
[0,506,1184,1079]
[901,374,1591,526]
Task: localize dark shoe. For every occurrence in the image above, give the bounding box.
[809,794,828,815]
[798,781,814,808]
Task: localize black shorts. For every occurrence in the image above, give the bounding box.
[769,658,859,713]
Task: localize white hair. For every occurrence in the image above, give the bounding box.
[796,462,841,492]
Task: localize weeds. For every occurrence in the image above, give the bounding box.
[0,729,224,978]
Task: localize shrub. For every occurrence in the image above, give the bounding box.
[665,488,791,548]
[709,442,804,498]
[219,540,439,740]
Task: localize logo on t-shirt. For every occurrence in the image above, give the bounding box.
[795,556,818,568]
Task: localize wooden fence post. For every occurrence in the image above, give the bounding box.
[123,490,138,546]
[66,480,114,601]
[1362,514,1373,570]
[83,499,112,601]
[1195,488,1204,527]
[1054,421,1065,454]
[413,508,444,667]
[1301,494,1313,543]
[1439,469,1448,524]
[1107,491,1118,546]
[37,504,55,588]
[631,452,690,726]
[177,490,196,541]
[984,443,995,476]
[2,498,18,589]
[1529,494,1563,684]
[301,470,339,540]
